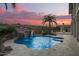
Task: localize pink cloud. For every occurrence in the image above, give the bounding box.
[0,7,71,26]
[15,4,30,13]
[0,7,6,14]
[56,19,71,25]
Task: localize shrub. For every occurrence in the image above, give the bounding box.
[0,26,16,36]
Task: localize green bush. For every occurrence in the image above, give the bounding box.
[41,30,48,35]
[0,26,16,36]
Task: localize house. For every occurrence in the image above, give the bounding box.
[69,3,79,41]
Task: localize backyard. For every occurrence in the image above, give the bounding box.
[0,3,75,56]
[3,32,79,56]
[0,24,71,56]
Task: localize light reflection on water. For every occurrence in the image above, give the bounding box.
[15,36,61,50]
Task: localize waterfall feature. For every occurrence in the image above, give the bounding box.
[31,30,34,37]
[24,30,34,38]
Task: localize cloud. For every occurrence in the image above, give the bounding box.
[0,8,71,25]
[56,15,71,19]
[56,19,71,25]
[0,7,6,14]
[15,4,30,13]
[0,10,43,25]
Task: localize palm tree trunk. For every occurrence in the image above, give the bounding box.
[52,22,53,32]
[48,21,51,34]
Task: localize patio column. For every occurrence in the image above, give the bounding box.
[71,15,74,35]
[76,20,79,41]
[75,20,77,37]
[73,18,76,37]
[76,12,79,41]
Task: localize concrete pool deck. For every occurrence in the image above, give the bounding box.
[4,32,79,56]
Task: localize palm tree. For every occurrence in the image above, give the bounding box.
[5,3,16,10]
[42,14,57,34]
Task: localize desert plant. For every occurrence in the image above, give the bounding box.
[42,14,57,34]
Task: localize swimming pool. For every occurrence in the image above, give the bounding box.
[15,36,63,50]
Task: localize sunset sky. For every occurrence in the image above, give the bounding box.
[0,3,71,26]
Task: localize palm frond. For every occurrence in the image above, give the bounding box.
[42,20,46,25]
[42,14,57,27]
[52,21,58,26]
[5,3,8,10]
[12,3,16,8]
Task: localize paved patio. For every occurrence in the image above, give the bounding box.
[4,32,79,56]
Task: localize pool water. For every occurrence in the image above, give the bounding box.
[15,36,62,50]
